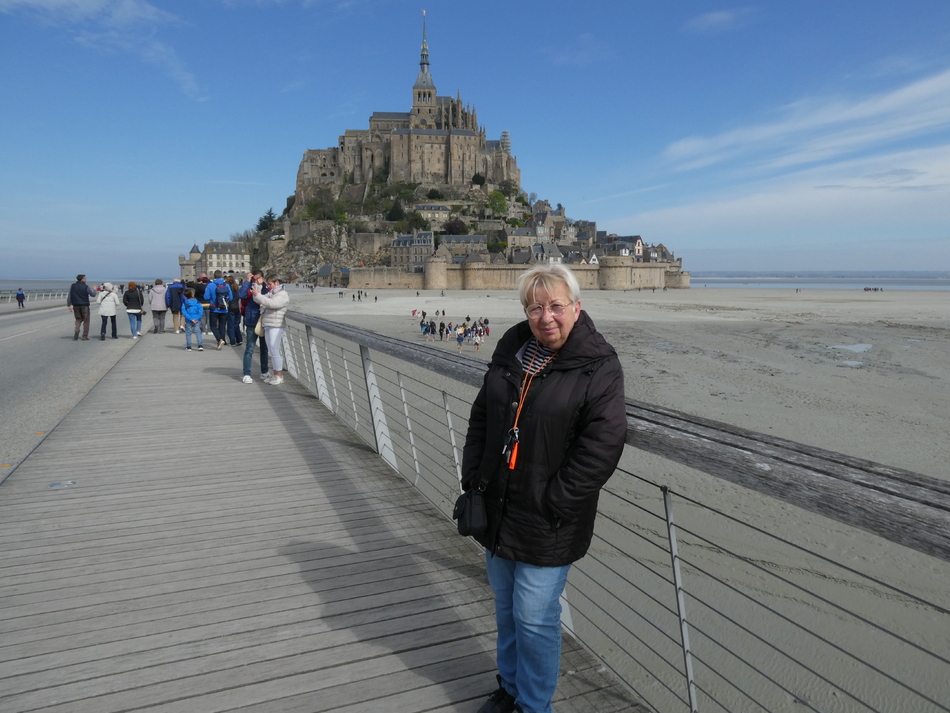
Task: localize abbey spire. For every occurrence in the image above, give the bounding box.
[412,10,436,116]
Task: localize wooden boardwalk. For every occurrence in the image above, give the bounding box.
[0,334,647,713]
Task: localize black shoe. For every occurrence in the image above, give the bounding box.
[73,332,79,340]
[476,675,517,713]
[100,334,105,341]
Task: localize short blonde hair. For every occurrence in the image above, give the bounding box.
[518,264,580,308]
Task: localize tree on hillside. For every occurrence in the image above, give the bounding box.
[427,188,444,200]
[487,190,507,218]
[387,199,406,222]
[256,208,277,232]
[442,217,468,235]
[405,211,430,232]
[471,173,486,186]
[498,179,518,198]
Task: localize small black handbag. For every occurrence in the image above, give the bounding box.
[453,486,487,536]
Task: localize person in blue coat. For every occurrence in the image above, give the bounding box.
[180,289,204,351]
[203,270,232,350]
[238,271,270,383]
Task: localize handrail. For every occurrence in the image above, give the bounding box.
[290,311,950,562]
[281,310,950,713]
[0,289,69,304]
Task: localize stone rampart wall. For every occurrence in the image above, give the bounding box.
[349,259,690,290]
[347,267,424,290]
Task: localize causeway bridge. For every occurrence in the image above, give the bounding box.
[1,303,947,712]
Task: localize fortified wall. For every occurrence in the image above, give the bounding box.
[347,256,690,290]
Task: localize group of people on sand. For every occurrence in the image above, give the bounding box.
[66,270,290,386]
[415,310,491,353]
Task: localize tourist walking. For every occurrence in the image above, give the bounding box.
[461,264,627,713]
[122,281,146,338]
[189,273,211,334]
[180,289,204,351]
[238,271,270,384]
[96,282,121,340]
[203,270,232,350]
[225,276,242,346]
[148,279,168,333]
[16,288,25,308]
[251,275,289,385]
[66,274,97,341]
[165,278,187,333]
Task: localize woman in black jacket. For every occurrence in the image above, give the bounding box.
[122,281,146,339]
[462,264,627,713]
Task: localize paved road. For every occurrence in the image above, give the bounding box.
[0,303,139,482]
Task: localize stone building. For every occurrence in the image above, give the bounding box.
[293,17,520,208]
[179,241,250,282]
[391,231,434,272]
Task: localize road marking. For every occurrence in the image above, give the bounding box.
[0,326,54,341]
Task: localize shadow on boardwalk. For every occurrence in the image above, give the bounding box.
[0,335,647,713]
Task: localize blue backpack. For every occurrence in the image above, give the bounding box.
[214,283,230,310]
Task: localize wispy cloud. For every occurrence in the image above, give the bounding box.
[616,144,950,244]
[663,68,950,173]
[0,0,205,100]
[682,8,754,34]
[545,33,614,67]
[0,0,175,26]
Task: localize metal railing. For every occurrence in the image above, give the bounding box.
[281,311,950,713]
[0,289,68,304]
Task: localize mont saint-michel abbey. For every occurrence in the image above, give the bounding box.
[294,19,520,205]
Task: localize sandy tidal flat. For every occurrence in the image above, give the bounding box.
[291,287,949,480]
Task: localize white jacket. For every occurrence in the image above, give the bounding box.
[96,286,121,317]
[253,285,290,328]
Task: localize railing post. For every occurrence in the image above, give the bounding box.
[306,326,332,408]
[341,348,359,428]
[360,344,397,471]
[398,372,422,486]
[663,486,699,713]
[443,390,463,492]
[324,344,340,414]
[282,330,298,380]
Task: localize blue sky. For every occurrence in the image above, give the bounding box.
[2,1,949,278]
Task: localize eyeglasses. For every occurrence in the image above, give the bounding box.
[525,302,571,320]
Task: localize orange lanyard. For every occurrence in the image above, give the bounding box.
[506,347,558,469]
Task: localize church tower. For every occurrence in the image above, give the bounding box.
[410,11,437,129]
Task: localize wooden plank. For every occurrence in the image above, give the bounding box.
[0,336,644,713]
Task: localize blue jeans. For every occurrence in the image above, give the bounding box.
[184,321,202,348]
[227,312,242,345]
[209,311,228,343]
[242,325,269,376]
[485,552,571,713]
[127,312,143,335]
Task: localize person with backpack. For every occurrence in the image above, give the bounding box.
[203,270,233,350]
[225,276,243,347]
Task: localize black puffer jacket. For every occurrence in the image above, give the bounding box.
[461,311,627,566]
